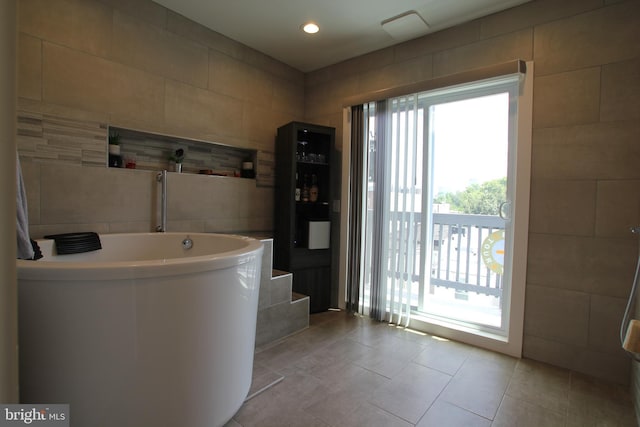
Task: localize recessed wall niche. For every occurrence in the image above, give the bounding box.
[109,126,256,178]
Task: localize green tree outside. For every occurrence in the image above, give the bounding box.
[434,177,506,215]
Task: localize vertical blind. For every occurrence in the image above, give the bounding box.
[349,67,524,330]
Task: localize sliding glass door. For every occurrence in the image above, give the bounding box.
[358,75,522,341]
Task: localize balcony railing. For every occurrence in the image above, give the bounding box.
[381,211,505,305]
[431,213,505,298]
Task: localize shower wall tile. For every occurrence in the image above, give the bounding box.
[43,43,165,125]
[532,121,640,180]
[533,1,640,76]
[166,11,240,59]
[112,11,209,88]
[99,0,167,29]
[208,50,273,104]
[242,104,279,151]
[526,234,589,293]
[358,55,433,95]
[524,285,590,347]
[529,179,596,236]
[588,294,627,355]
[522,334,580,371]
[432,29,532,78]
[394,22,479,63]
[595,180,640,238]
[17,33,41,101]
[40,165,154,225]
[480,0,602,39]
[583,237,637,299]
[164,80,244,139]
[572,349,631,386]
[18,0,112,57]
[600,58,640,122]
[533,68,601,128]
[527,234,636,299]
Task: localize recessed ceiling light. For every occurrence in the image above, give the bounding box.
[302,22,320,34]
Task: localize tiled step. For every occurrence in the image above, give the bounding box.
[255,261,309,347]
[292,292,308,302]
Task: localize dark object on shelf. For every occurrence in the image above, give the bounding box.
[274,121,335,313]
[108,153,122,167]
[44,232,102,255]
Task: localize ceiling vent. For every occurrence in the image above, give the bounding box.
[381,11,430,42]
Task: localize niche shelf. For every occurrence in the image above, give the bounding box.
[107,126,257,178]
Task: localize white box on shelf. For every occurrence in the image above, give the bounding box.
[308,221,330,249]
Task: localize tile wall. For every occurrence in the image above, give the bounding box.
[14,0,640,402]
[16,0,304,236]
[303,0,640,386]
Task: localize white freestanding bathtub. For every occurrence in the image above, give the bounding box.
[17,232,263,427]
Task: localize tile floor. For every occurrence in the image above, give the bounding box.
[227,310,638,427]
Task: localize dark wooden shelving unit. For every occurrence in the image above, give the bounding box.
[274,121,335,313]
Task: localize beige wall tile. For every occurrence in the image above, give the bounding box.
[529,179,596,236]
[243,104,280,150]
[112,11,209,88]
[573,349,631,385]
[601,58,640,122]
[595,180,640,238]
[164,80,243,140]
[524,285,590,347]
[583,237,638,299]
[271,76,305,116]
[18,0,112,57]
[533,68,601,128]
[42,43,165,124]
[481,0,601,39]
[18,33,41,100]
[166,11,243,61]
[528,233,636,299]
[395,21,480,62]
[526,233,590,292]
[358,55,433,96]
[39,165,154,225]
[532,121,640,180]
[588,294,627,355]
[306,48,395,87]
[208,50,273,104]
[305,78,355,119]
[100,0,167,29]
[533,2,640,76]
[523,333,581,371]
[432,29,533,77]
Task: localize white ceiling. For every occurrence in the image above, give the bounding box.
[152,0,532,72]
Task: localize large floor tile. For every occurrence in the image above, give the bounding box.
[228,311,638,426]
[417,400,491,427]
[492,395,565,427]
[369,362,452,423]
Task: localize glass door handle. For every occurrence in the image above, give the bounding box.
[499,201,511,221]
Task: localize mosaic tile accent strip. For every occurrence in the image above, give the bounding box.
[15,111,276,187]
[17,111,107,167]
[256,150,276,187]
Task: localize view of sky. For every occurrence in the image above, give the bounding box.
[431,92,509,195]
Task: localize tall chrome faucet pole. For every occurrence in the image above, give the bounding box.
[156,170,167,232]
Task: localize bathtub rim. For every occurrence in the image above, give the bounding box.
[16,232,264,281]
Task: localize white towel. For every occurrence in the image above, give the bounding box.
[16,152,34,260]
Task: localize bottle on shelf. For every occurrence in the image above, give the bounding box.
[295,172,301,202]
[302,173,310,202]
[310,174,319,202]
